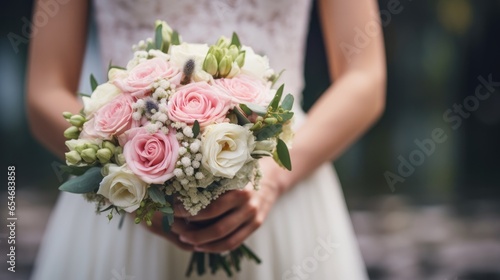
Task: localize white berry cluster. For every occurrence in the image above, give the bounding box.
[170,126,214,190]
[131,78,176,135]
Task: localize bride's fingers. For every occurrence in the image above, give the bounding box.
[176,204,257,246]
[146,213,194,251]
[176,190,252,221]
[193,217,262,253]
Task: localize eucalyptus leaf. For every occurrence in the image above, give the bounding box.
[162,214,172,232]
[148,185,166,204]
[59,163,94,176]
[281,94,294,111]
[239,104,252,116]
[277,138,292,171]
[269,84,284,110]
[160,207,174,214]
[155,24,163,50]
[59,166,103,193]
[233,108,251,125]
[255,124,282,141]
[90,74,98,92]
[273,111,294,123]
[171,31,181,45]
[244,103,267,116]
[231,32,241,49]
[193,120,200,138]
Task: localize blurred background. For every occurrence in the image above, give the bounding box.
[1,0,500,279]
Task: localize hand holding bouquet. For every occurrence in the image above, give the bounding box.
[59,20,294,277]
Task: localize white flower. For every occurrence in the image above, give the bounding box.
[241,46,272,81]
[169,43,212,82]
[82,83,121,117]
[201,123,255,178]
[107,68,127,81]
[97,164,148,213]
[280,120,294,147]
[253,139,277,157]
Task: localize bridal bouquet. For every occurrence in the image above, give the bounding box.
[59,20,294,277]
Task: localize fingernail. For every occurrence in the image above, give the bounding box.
[179,236,191,244]
[194,246,204,252]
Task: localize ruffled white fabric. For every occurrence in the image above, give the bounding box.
[31,0,368,279]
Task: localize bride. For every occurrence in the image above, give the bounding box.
[27,0,385,279]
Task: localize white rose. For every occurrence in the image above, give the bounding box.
[169,43,212,82]
[241,46,272,81]
[107,68,127,81]
[201,123,256,178]
[97,164,148,213]
[82,83,121,117]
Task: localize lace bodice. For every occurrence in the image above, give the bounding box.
[93,0,312,108]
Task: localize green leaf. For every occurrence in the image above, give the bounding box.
[255,124,282,141]
[231,32,241,49]
[272,111,294,123]
[193,120,200,138]
[59,167,103,193]
[79,92,91,97]
[148,185,166,204]
[155,24,163,50]
[146,41,155,51]
[232,108,250,125]
[159,207,174,214]
[90,74,98,92]
[270,69,285,88]
[276,138,292,171]
[238,104,252,116]
[269,84,284,110]
[171,31,181,45]
[245,103,267,116]
[281,94,294,111]
[59,164,94,176]
[161,213,174,232]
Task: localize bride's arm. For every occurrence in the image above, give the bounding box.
[277,0,387,192]
[166,0,386,252]
[26,0,89,158]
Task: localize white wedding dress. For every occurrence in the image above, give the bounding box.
[31,0,368,279]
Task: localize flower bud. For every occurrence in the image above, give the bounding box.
[228,45,239,60]
[87,144,100,152]
[218,55,233,77]
[62,112,73,119]
[203,53,218,76]
[264,117,278,125]
[80,148,97,163]
[216,36,230,48]
[102,141,116,154]
[63,126,80,139]
[213,48,224,62]
[96,148,113,164]
[235,51,245,68]
[115,152,126,166]
[250,121,263,131]
[65,150,82,165]
[75,143,87,153]
[69,114,86,127]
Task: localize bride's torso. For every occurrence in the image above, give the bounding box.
[93,0,312,111]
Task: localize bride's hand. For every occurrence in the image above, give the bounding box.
[170,159,283,253]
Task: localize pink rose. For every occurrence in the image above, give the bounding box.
[122,127,179,184]
[214,75,272,106]
[167,82,232,127]
[81,94,136,140]
[114,57,181,98]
